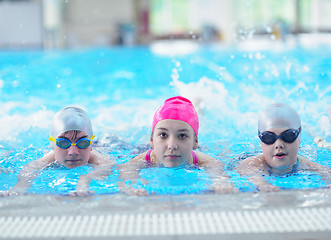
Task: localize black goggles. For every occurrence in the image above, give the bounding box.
[258,127,301,145]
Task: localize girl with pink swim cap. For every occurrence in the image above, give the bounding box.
[118,96,237,195]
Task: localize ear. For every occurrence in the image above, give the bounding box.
[193,137,198,150]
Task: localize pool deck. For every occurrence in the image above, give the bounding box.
[0,188,330,239]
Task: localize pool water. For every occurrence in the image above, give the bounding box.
[0,42,330,195]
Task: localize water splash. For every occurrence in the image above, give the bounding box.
[0,46,330,194]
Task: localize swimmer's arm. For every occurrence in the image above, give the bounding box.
[299,156,331,186]
[299,156,328,171]
[71,150,115,196]
[117,152,149,196]
[196,152,238,193]
[0,167,10,174]
[1,151,55,196]
[196,152,226,175]
[236,155,280,192]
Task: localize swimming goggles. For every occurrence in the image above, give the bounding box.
[49,135,95,149]
[258,127,301,145]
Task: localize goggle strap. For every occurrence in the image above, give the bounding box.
[49,135,56,143]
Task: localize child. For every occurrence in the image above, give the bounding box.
[1,106,113,197]
[237,103,331,192]
[118,96,236,195]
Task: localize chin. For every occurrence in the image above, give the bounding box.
[165,163,177,168]
[272,156,289,163]
[65,161,85,169]
[163,161,181,168]
[66,164,78,169]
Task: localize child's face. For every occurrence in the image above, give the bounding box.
[53,130,92,169]
[260,127,299,172]
[151,119,198,168]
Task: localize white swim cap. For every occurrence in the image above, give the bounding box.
[258,103,301,133]
[51,107,93,138]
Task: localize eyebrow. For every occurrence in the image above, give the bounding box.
[155,128,189,132]
[177,129,190,132]
[155,127,169,131]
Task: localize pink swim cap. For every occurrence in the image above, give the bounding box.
[152,96,199,137]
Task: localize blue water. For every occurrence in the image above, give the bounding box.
[0,43,330,195]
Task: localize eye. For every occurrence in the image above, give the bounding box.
[178,133,188,139]
[159,132,168,139]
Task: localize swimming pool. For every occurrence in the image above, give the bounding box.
[0,40,330,238]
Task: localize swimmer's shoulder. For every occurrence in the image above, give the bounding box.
[142,150,158,165]
[298,155,309,163]
[236,154,269,175]
[298,155,327,170]
[241,154,265,165]
[37,151,55,166]
[89,150,113,166]
[22,151,55,172]
[131,151,149,163]
[194,151,223,167]
[237,154,266,171]
[118,150,154,170]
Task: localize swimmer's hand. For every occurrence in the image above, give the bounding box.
[123,186,149,196]
[0,187,26,197]
[256,183,280,192]
[210,178,239,194]
[246,175,281,192]
[118,179,149,196]
[67,174,97,197]
[0,167,10,174]
[69,163,113,197]
[67,190,95,197]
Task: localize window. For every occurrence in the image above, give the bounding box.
[149,0,331,37]
[150,0,189,35]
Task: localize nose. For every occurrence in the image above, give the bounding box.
[167,136,178,151]
[67,145,80,156]
[274,138,285,149]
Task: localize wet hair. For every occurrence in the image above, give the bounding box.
[58,130,81,141]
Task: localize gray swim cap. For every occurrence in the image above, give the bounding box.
[51,107,93,138]
[258,103,301,132]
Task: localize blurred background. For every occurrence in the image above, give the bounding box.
[0,0,330,49]
[0,0,330,175]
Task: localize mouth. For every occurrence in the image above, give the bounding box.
[274,152,287,159]
[65,159,81,163]
[165,155,181,160]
